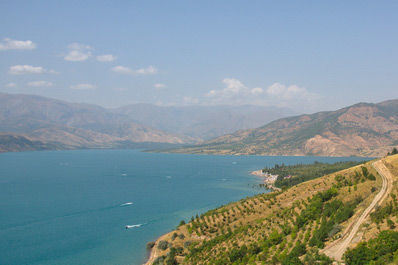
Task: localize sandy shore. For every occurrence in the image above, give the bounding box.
[143,231,172,265]
[251,170,282,192]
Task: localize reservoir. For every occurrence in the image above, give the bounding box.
[0,150,368,265]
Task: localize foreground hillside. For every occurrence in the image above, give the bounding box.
[146,154,398,264]
[0,93,191,152]
[169,99,398,157]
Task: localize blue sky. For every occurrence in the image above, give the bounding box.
[1,1,398,113]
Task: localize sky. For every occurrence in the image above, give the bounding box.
[1,1,398,113]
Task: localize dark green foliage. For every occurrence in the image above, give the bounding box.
[282,243,306,264]
[228,245,247,262]
[263,161,364,189]
[367,173,376,181]
[303,249,333,265]
[282,256,303,265]
[361,166,368,178]
[178,220,186,226]
[370,202,394,224]
[393,147,398,155]
[295,188,360,249]
[166,248,178,265]
[296,188,339,229]
[344,231,398,264]
[153,255,166,265]
[147,241,155,249]
[183,241,192,248]
[269,229,283,245]
[387,218,395,229]
[158,240,169,250]
[387,147,398,156]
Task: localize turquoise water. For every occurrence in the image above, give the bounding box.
[0,150,369,265]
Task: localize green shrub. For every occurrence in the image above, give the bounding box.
[157,240,169,250]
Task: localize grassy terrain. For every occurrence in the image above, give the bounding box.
[146,155,398,264]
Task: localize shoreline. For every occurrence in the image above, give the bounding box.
[250,170,282,192]
[143,233,169,265]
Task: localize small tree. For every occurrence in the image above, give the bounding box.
[146,241,155,249]
[387,218,395,229]
[157,240,169,250]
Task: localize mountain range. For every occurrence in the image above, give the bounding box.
[0,93,292,152]
[170,99,398,157]
[114,104,295,140]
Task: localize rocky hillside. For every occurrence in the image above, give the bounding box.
[0,132,57,152]
[146,154,398,265]
[170,99,398,157]
[0,93,191,152]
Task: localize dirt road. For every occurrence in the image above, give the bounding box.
[322,160,394,261]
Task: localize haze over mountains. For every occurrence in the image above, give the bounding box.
[171,99,398,157]
[0,93,293,152]
[115,104,295,139]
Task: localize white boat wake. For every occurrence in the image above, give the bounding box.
[120,202,133,206]
[125,223,144,229]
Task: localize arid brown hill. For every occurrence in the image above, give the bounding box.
[170,99,398,157]
[0,93,192,152]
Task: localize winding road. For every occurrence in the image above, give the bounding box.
[322,160,394,261]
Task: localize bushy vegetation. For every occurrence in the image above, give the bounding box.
[370,193,398,224]
[344,230,398,264]
[263,161,365,189]
[387,147,398,156]
[158,240,169,250]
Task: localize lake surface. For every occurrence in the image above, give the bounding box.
[0,150,369,265]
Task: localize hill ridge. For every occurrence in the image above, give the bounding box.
[168,99,398,157]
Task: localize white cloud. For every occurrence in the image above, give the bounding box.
[112,66,134,74]
[183,96,199,104]
[154,83,166,89]
[5,82,17,87]
[112,65,158,75]
[0,38,36,51]
[27,81,53,87]
[264,83,319,102]
[8,65,56,75]
[97,54,117,62]
[251,87,263,95]
[64,43,92,61]
[205,78,245,98]
[136,66,158,75]
[70,83,96,90]
[205,78,321,111]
